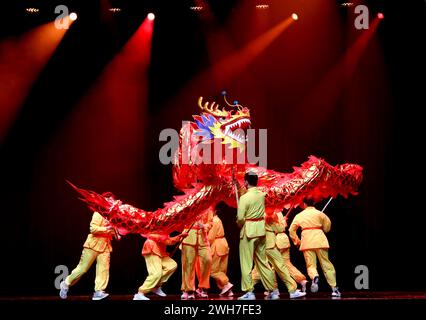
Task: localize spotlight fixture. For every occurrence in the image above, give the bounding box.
[147,13,155,21]
[109,8,122,13]
[377,12,384,19]
[341,2,354,7]
[291,13,299,21]
[69,12,78,21]
[190,6,204,11]
[256,5,270,10]
[26,8,40,13]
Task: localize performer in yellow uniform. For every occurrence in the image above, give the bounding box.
[133,232,187,300]
[289,202,341,297]
[59,211,117,300]
[206,209,234,296]
[251,210,306,299]
[237,171,277,300]
[275,210,308,292]
[180,207,213,299]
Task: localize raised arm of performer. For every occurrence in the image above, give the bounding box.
[289,216,301,249]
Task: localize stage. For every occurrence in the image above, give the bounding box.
[2,291,426,301]
[1,292,425,318]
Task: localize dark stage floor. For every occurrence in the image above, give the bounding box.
[1,291,426,301]
[2,292,425,318]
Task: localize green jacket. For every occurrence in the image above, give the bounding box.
[237,187,266,239]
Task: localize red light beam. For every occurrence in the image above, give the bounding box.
[0,21,70,142]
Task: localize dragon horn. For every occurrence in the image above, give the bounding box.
[198,96,211,112]
[198,96,215,113]
[223,93,243,110]
[198,96,204,110]
[212,102,222,112]
[198,96,227,116]
[204,101,210,112]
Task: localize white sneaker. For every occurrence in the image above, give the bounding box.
[59,281,69,299]
[152,287,166,297]
[238,292,256,300]
[133,292,150,300]
[219,282,234,295]
[181,292,195,300]
[92,291,109,300]
[311,276,319,293]
[227,290,234,297]
[332,287,341,297]
[265,291,280,300]
[301,280,308,292]
[196,289,208,298]
[290,289,306,299]
[264,289,280,296]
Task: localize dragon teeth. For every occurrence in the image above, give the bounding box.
[228,130,245,143]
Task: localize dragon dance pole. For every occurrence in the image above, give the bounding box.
[231,166,239,205]
[113,227,121,241]
[321,197,333,212]
[284,204,296,219]
[170,220,197,258]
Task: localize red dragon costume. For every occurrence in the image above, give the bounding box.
[69,94,363,236]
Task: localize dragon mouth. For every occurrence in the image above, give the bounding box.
[221,117,251,143]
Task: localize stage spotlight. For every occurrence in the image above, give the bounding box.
[291,13,299,21]
[109,8,122,13]
[256,5,270,10]
[377,13,384,19]
[190,6,204,11]
[70,12,78,21]
[26,8,40,13]
[147,13,155,21]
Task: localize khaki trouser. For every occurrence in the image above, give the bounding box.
[252,247,297,292]
[181,244,212,291]
[239,235,275,292]
[303,249,336,287]
[280,248,307,283]
[138,254,177,294]
[210,253,229,289]
[251,263,278,289]
[65,247,110,292]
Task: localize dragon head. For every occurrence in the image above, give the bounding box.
[193,95,251,150]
